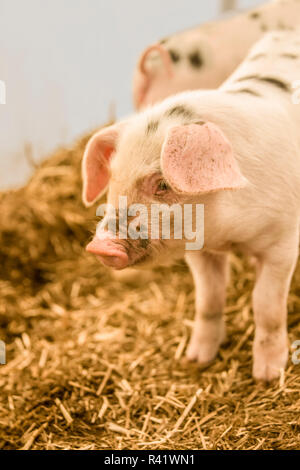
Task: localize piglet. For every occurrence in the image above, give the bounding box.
[133,0,300,108]
[83,30,300,382]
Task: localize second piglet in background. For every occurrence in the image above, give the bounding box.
[133,0,300,108]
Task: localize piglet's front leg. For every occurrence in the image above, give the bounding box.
[185,251,228,365]
[252,231,299,382]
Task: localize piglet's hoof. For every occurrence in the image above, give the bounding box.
[186,340,220,367]
[252,339,288,382]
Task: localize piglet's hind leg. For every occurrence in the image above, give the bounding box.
[252,230,299,382]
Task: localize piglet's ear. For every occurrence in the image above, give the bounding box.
[133,44,173,109]
[161,122,248,195]
[82,122,125,207]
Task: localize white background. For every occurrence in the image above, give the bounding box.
[0,0,263,189]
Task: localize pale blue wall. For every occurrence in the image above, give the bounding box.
[0,0,264,189]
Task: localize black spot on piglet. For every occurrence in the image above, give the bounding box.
[159,37,169,45]
[168,49,180,63]
[166,105,196,119]
[188,51,203,68]
[249,11,260,20]
[146,121,159,134]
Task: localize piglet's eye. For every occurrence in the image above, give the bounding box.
[156,180,169,192]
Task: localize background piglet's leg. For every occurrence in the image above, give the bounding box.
[252,231,299,382]
[185,251,228,365]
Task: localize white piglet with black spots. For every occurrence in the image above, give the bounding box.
[83,30,300,382]
[133,0,300,109]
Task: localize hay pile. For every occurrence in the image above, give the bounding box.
[0,127,300,450]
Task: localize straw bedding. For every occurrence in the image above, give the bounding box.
[0,127,300,450]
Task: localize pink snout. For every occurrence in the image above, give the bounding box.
[86,237,129,269]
